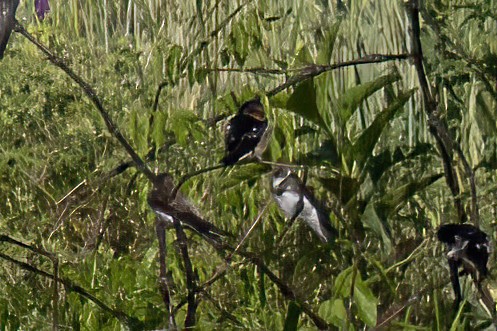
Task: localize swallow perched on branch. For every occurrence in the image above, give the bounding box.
[148,173,231,243]
[0,0,19,59]
[221,98,271,166]
[437,223,492,309]
[271,167,338,243]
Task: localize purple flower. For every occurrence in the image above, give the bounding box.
[35,0,50,20]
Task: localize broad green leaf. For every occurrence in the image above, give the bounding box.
[334,266,353,297]
[129,108,149,155]
[220,163,271,190]
[361,202,392,253]
[286,79,320,126]
[283,301,301,331]
[316,20,342,65]
[167,109,205,147]
[377,173,444,214]
[318,299,347,327]
[354,277,378,327]
[352,89,416,165]
[367,143,433,183]
[301,139,339,167]
[166,45,183,85]
[337,72,401,125]
[286,79,333,141]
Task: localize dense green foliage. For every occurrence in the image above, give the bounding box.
[1,0,497,329]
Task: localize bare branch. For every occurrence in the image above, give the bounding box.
[172,219,198,328]
[407,0,474,224]
[15,23,156,183]
[0,251,142,329]
[155,219,176,329]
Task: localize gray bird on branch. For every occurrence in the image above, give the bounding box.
[148,173,231,244]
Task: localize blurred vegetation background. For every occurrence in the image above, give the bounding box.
[1,0,497,329]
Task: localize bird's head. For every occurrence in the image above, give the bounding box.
[239,98,265,121]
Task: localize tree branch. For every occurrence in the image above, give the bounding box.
[407,0,476,225]
[172,219,198,328]
[15,23,156,183]
[0,251,142,329]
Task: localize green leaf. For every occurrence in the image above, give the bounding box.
[449,300,466,331]
[367,143,433,183]
[377,173,444,214]
[167,109,205,147]
[283,301,301,331]
[334,266,353,297]
[300,139,339,167]
[337,71,401,125]
[317,20,342,65]
[129,108,149,155]
[318,299,347,327]
[361,202,392,253]
[352,89,416,165]
[286,79,333,140]
[166,45,183,84]
[286,79,320,126]
[354,277,378,327]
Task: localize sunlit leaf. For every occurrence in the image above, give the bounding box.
[337,72,401,125]
[352,89,416,165]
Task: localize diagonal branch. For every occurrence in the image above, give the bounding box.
[0,251,142,329]
[14,23,156,183]
[266,53,410,97]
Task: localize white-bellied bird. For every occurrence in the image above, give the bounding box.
[0,0,19,59]
[271,167,338,243]
[221,98,271,166]
[437,223,490,306]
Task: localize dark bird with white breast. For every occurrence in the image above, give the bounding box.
[221,98,271,166]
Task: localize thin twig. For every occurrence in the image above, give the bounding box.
[170,164,225,202]
[266,53,410,97]
[228,201,271,259]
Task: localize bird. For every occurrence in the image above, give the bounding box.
[0,0,19,59]
[271,167,338,243]
[148,173,231,244]
[437,223,491,306]
[221,98,271,166]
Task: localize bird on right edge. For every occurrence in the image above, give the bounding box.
[0,0,19,59]
[271,167,338,243]
[437,223,493,310]
[221,98,271,166]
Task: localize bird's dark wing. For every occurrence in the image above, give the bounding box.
[438,223,488,244]
[167,209,231,242]
[0,0,19,59]
[222,115,268,165]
